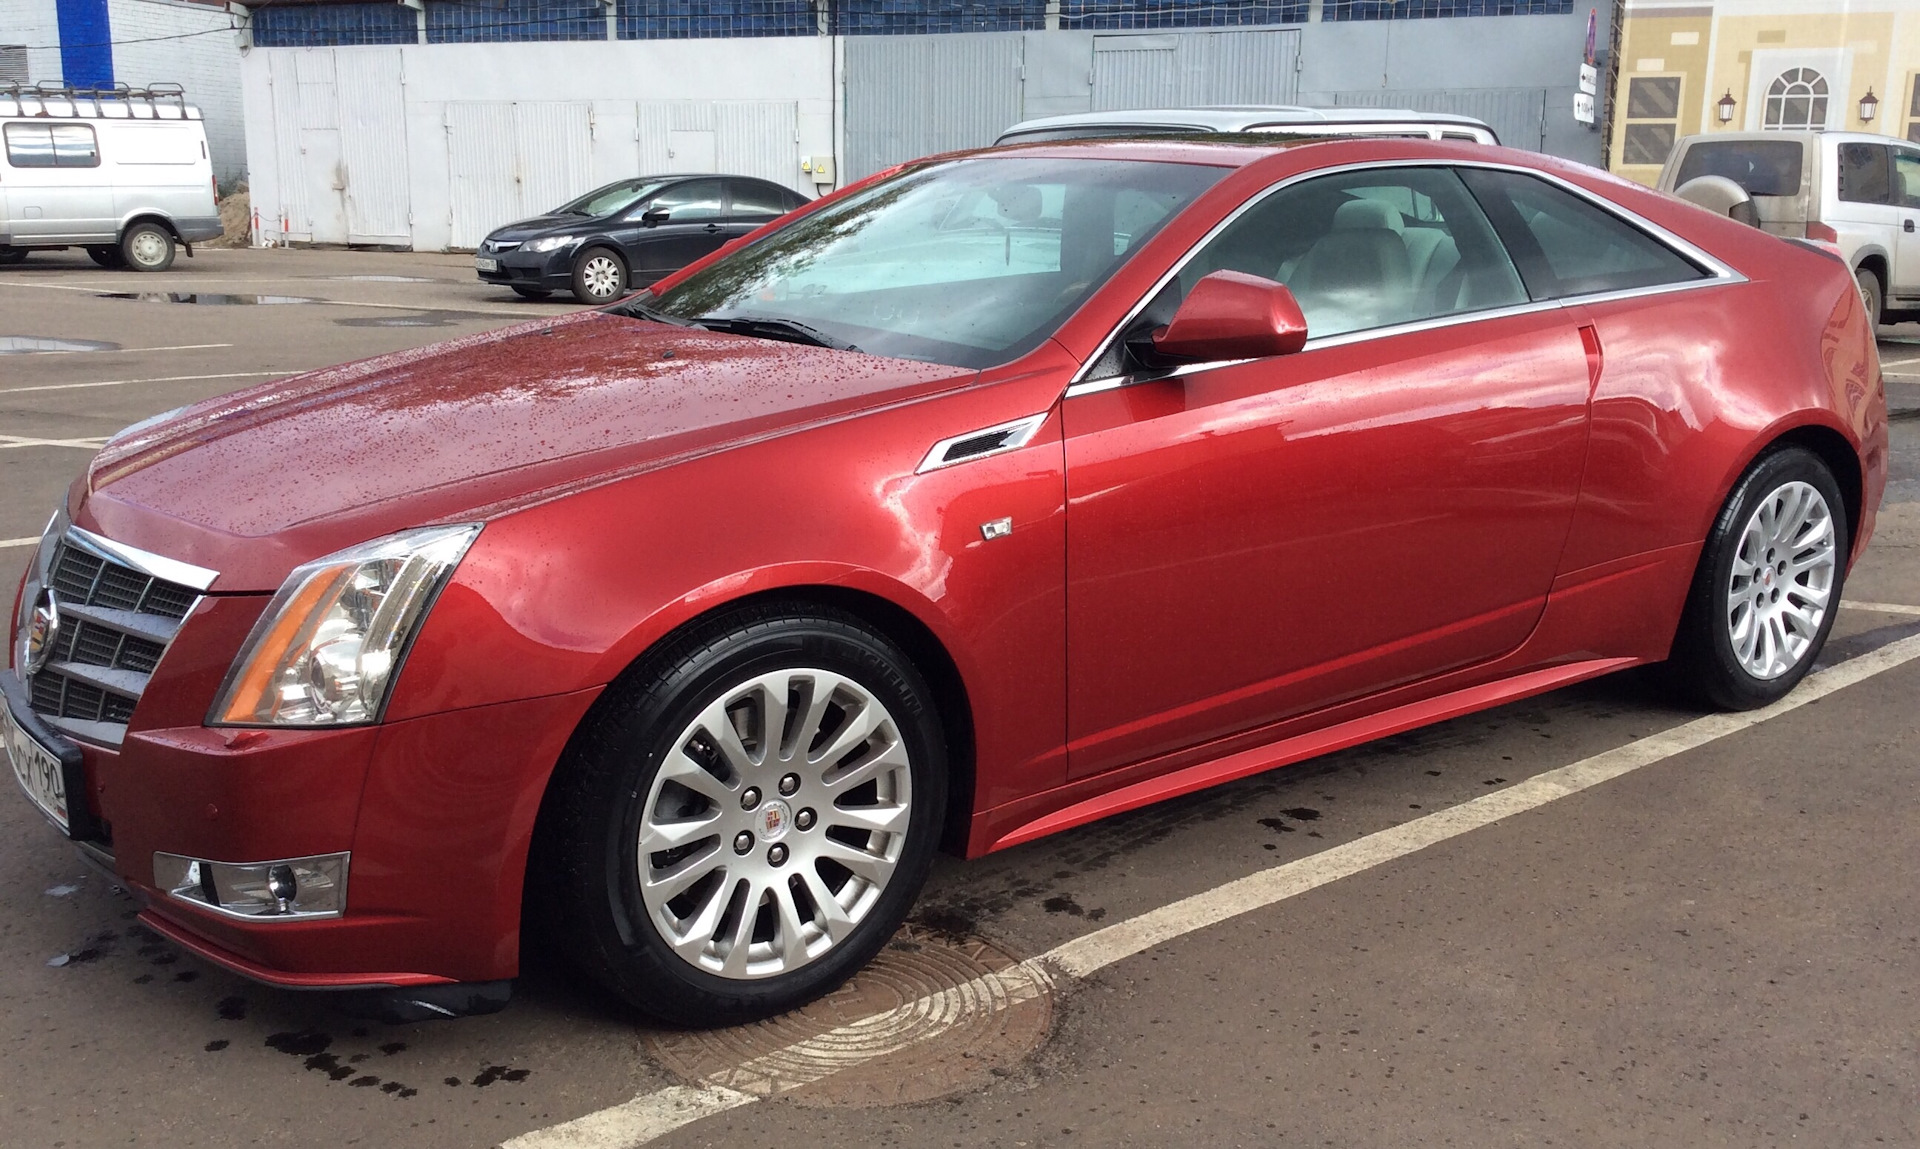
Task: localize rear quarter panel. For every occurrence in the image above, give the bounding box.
[1542,159,1886,574]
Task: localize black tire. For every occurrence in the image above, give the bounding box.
[0,247,27,265]
[534,603,948,1026]
[570,246,628,304]
[511,285,553,300]
[1669,446,1849,711]
[121,222,176,272]
[86,245,123,268]
[1856,267,1885,328]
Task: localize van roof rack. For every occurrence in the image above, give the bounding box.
[0,82,201,121]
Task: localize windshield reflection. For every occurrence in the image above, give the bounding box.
[647,157,1226,369]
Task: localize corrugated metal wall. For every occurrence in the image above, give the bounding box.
[335,48,410,243]
[445,101,596,247]
[1331,87,1547,151]
[844,32,1025,181]
[265,52,311,240]
[1093,29,1300,109]
[635,100,798,186]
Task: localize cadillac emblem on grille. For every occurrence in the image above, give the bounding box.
[24,588,60,676]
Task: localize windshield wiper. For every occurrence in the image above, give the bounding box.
[695,315,861,353]
[608,296,697,325]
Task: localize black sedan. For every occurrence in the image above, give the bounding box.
[474,175,810,303]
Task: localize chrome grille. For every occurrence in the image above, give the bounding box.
[21,529,216,748]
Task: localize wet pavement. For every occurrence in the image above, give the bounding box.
[0,247,1917,1147]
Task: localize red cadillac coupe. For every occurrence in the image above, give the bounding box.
[5,138,1887,1025]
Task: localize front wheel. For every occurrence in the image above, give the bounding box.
[536,605,947,1025]
[1856,267,1885,328]
[570,247,627,304]
[121,222,175,272]
[1670,446,1847,710]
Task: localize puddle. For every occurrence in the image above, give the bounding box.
[0,335,119,354]
[96,292,319,305]
[317,275,439,283]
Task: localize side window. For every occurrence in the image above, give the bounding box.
[1838,143,1893,205]
[1894,150,1920,210]
[1088,167,1527,379]
[728,180,796,220]
[5,122,98,168]
[1460,168,1706,300]
[646,180,725,223]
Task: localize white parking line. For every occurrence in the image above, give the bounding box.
[0,537,40,549]
[504,626,1920,1149]
[1849,600,1920,616]
[0,370,288,396]
[0,435,108,451]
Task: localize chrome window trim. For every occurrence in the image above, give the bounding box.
[64,524,219,592]
[916,413,1051,474]
[1063,157,1747,399]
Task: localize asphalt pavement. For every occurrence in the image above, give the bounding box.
[0,247,1917,1149]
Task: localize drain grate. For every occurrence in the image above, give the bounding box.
[643,930,1052,1109]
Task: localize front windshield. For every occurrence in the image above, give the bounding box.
[558,180,671,218]
[648,156,1227,368]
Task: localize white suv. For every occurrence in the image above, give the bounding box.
[1659,130,1920,324]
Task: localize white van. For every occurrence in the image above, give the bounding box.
[1657,130,1918,324]
[0,84,221,272]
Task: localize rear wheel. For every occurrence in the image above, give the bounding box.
[0,247,27,265]
[570,247,627,304]
[121,222,175,272]
[1856,267,1885,328]
[86,246,123,268]
[1669,446,1846,710]
[511,285,552,300]
[536,604,946,1025]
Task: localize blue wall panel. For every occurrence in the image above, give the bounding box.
[55,0,115,88]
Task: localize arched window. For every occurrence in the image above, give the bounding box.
[1764,68,1829,129]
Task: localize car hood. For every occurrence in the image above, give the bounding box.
[485,214,602,243]
[76,311,973,591]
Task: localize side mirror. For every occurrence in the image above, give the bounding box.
[640,208,670,227]
[1149,270,1309,363]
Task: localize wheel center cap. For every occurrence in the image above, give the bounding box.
[758,799,793,843]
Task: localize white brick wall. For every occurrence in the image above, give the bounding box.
[0,0,65,86]
[107,0,247,184]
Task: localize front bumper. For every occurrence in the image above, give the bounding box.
[476,245,573,290]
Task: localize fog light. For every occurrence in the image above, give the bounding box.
[153,852,348,920]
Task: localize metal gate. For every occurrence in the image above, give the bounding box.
[636,101,799,187]
[263,47,410,245]
[844,33,1025,182]
[1092,29,1300,111]
[445,101,594,249]
[336,49,410,244]
[1331,88,1549,152]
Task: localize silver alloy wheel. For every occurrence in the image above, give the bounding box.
[128,228,169,268]
[580,254,623,300]
[637,668,914,980]
[1726,479,1837,680]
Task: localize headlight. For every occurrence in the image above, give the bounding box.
[209,524,480,727]
[525,235,578,253]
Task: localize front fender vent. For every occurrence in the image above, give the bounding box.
[916,413,1050,474]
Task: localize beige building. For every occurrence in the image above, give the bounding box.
[1610,0,1920,185]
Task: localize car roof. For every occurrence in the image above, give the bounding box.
[999,105,1494,138]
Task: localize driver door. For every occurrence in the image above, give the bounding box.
[1062,165,1595,779]
[626,178,728,281]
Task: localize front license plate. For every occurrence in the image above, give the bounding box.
[2,693,69,833]
[475,257,499,273]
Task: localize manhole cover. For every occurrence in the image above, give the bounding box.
[644,930,1051,1109]
[0,336,118,354]
[95,292,318,305]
